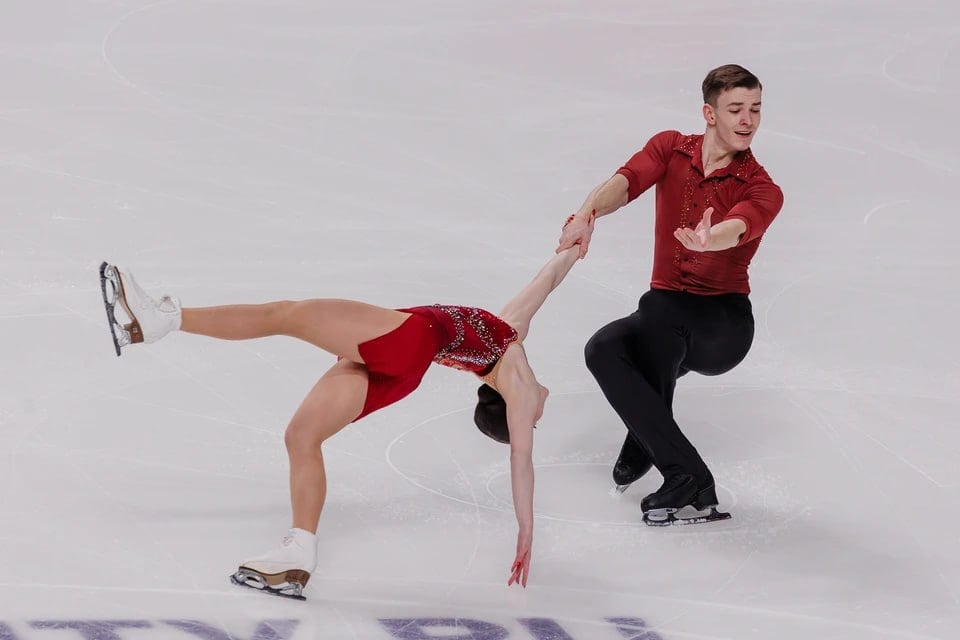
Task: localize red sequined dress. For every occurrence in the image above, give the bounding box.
[402,305,519,376]
[352,304,518,422]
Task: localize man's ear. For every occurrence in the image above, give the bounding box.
[702,103,716,126]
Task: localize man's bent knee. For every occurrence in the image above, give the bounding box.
[584,326,625,373]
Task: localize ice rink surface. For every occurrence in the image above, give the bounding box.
[1,1,958,638]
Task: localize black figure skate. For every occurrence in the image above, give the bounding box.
[640,473,731,526]
[612,434,653,494]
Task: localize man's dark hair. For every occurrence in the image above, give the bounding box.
[702,64,762,107]
[474,384,509,444]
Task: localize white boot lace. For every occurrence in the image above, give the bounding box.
[157,295,180,314]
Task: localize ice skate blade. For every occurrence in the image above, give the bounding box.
[98,262,131,357]
[613,482,633,495]
[642,506,731,527]
[230,568,307,601]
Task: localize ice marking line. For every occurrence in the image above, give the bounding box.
[489,463,742,525]
[114,344,281,445]
[760,271,820,344]
[788,366,946,489]
[0,105,171,116]
[384,408,512,514]
[869,137,960,176]
[321,443,382,464]
[101,0,180,94]
[0,312,74,319]
[5,161,261,213]
[783,386,957,603]
[61,457,203,596]
[809,404,956,604]
[266,575,960,640]
[3,109,281,213]
[391,421,644,522]
[445,450,483,587]
[231,342,304,385]
[0,583,250,597]
[61,449,270,482]
[864,200,910,225]
[101,394,279,437]
[764,128,869,155]
[682,376,960,402]
[484,470,514,508]
[841,419,944,488]
[789,393,860,475]
[0,574,948,639]
[329,607,361,640]
[96,4,418,188]
[698,507,808,616]
[881,49,940,94]
[391,419,737,528]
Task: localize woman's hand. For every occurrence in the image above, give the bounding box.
[556,210,597,258]
[508,530,532,587]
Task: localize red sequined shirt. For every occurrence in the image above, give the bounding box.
[616,131,783,295]
[401,305,519,376]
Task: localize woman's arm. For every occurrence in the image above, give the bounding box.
[498,348,544,587]
[497,246,581,341]
[506,396,535,587]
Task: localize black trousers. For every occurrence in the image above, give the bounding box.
[584,288,754,483]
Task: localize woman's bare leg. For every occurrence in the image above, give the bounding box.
[497,247,580,340]
[181,299,410,362]
[284,359,369,532]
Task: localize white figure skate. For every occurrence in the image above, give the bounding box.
[98,262,181,356]
[230,528,317,600]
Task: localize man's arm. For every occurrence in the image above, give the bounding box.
[556,174,629,257]
[707,219,748,250]
[556,131,678,258]
[675,178,784,252]
[674,207,747,252]
[574,173,631,220]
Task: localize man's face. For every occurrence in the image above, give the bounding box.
[705,86,762,153]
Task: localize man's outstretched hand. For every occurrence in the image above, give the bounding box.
[674,207,714,252]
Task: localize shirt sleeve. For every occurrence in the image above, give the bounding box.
[726,179,784,245]
[616,130,679,203]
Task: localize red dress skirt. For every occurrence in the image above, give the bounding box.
[354,305,518,420]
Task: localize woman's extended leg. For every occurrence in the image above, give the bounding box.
[182,299,410,362]
[111,264,411,362]
[496,247,580,340]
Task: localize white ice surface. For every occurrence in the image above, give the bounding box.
[1,1,958,639]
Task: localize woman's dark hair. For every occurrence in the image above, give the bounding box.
[474,384,509,444]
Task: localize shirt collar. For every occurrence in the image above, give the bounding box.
[673,133,756,182]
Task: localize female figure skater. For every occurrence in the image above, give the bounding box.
[98,226,589,600]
